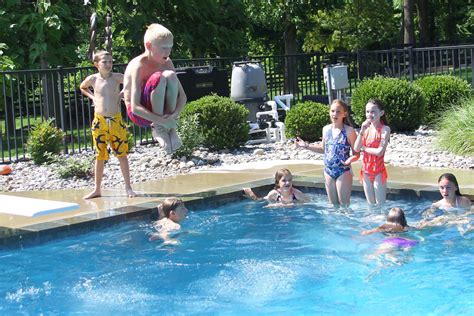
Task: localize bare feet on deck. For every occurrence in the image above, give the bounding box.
[83,189,101,199]
[126,187,137,198]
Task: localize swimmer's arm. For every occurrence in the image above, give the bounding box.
[294,137,324,153]
[361,227,381,235]
[362,126,391,157]
[293,188,310,202]
[79,75,95,100]
[149,231,169,241]
[459,196,472,209]
[264,190,279,203]
[243,188,262,201]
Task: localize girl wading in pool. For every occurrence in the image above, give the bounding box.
[418,173,472,232]
[244,168,309,205]
[295,99,359,207]
[354,99,391,206]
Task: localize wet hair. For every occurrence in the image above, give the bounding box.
[386,207,408,227]
[274,168,292,189]
[367,98,388,125]
[331,99,353,127]
[92,50,111,63]
[144,23,173,47]
[158,198,183,219]
[438,173,462,196]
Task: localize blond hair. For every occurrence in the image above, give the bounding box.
[92,50,111,63]
[144,23,173,48]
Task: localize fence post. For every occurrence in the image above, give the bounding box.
[57,66,68,154]
[471,48,474,87]
[408,46,414,82]
[316,53,322,95]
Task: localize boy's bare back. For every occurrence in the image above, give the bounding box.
[80,72,123,116]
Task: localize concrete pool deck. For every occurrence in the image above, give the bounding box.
[1,161,473,245]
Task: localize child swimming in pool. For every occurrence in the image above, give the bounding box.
[362,207,418,249]
[418,173,472,233]
[243,168,309,205]
[149,198,188,244]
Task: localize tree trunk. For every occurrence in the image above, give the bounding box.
[445,1,456,43]
[403,0,415,46]
[416,0,429,46]
[283,22,298,94]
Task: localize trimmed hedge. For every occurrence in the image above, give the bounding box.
[414,75,472,126]
[284,101,329,142]
[179,95,249,150]
[26,118,65,165]
[351,76,425,132]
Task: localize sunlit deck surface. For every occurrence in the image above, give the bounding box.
[1,161,473,247]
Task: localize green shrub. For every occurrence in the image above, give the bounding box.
[26,119,64,164]
[284,101,329,142]
[174,113,205,158]
[414,75,472,126]
[351,76,425,132]
[436,97,474,155]
[180,95,249,150]
[47,154,94,179]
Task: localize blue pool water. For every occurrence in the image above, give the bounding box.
[1,194,473,315]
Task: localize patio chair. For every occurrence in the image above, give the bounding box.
[247,94,293,144]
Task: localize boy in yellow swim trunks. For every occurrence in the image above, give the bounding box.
[80,50,136,199]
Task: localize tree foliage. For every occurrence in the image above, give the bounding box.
[1,0,85,68]
[87,0,249,62]
[303,0,399,52]
[0,0,473,69]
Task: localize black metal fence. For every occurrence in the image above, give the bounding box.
[1,44,473,163]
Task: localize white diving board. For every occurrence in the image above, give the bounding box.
[0,195,79,217]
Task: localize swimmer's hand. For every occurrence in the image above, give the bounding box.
[243,188,260,201]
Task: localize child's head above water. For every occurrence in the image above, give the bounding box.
[438,173,462,197]
[386,207,407,228]
[274,168,293,190]
[158,198,188,223]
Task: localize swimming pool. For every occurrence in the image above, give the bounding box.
[1,194,473,315]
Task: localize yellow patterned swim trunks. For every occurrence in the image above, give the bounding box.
[91,112,129,161]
